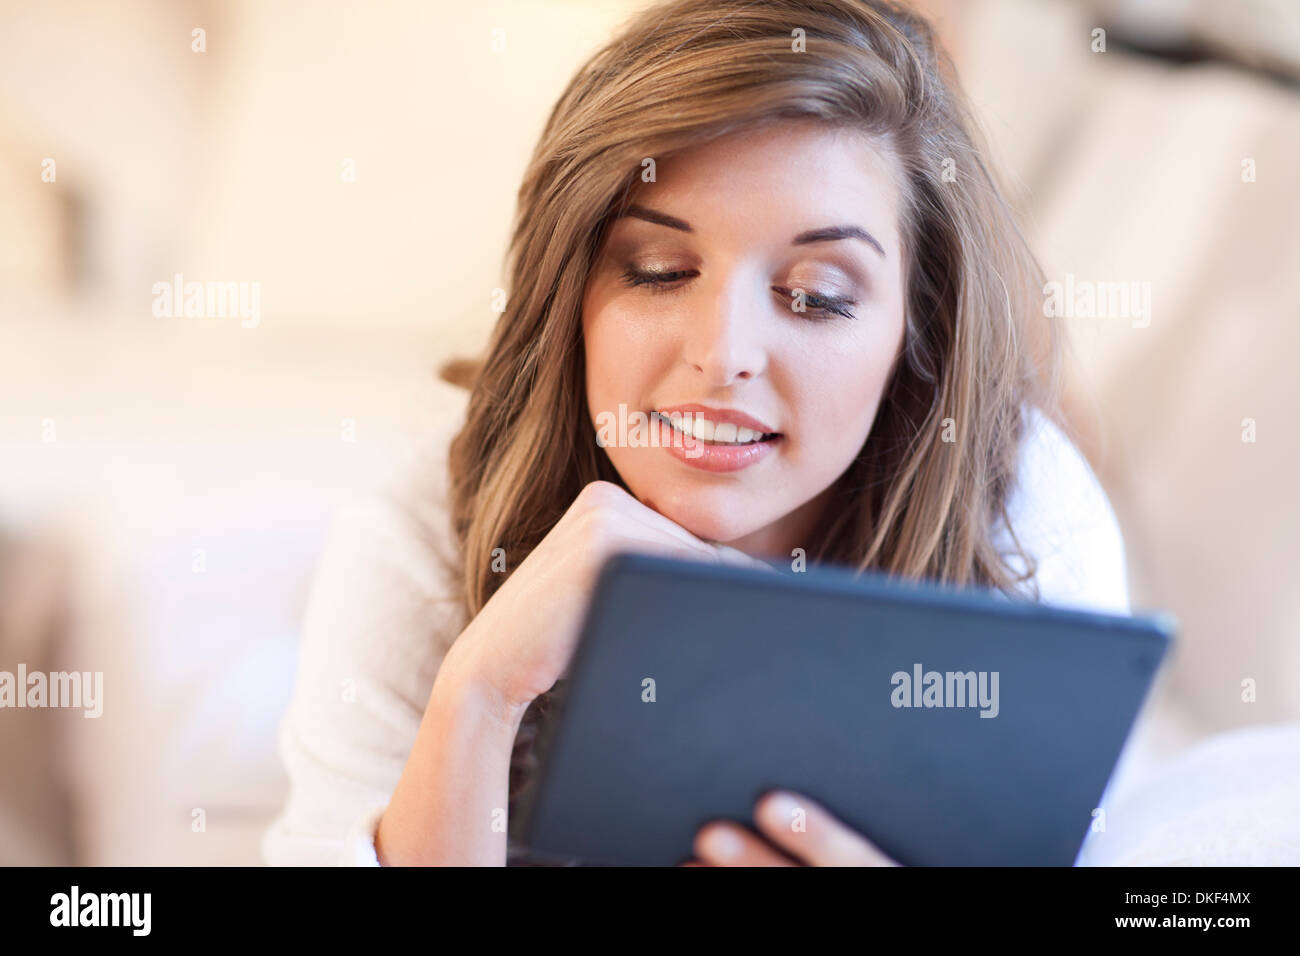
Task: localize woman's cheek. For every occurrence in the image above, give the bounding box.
[798,375,884,470]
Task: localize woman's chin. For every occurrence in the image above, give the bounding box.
[651,504,761,549]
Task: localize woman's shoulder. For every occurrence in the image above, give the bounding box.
[993,404,1131,614]
[366,413,466,582]
[301,406,470,673]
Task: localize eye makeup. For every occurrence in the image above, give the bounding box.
[618,266,859,320]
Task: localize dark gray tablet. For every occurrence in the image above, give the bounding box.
[512,551,1174,866]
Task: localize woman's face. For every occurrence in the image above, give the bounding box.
[582,119,909,558]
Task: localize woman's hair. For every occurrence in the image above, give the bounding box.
[437,0,1063,813]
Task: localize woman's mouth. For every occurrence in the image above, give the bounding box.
[650,410,782,473]
[649,410,780,446]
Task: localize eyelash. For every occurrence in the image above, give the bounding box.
[619,268,857,320]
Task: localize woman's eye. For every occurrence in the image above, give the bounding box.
[773,285,857,320]
[620,267,696,289]
[618,269,856,320]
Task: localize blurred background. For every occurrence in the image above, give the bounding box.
[2,0,1298,865]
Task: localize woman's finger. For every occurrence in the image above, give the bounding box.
[608,514,776,573]
[612,486,779,572]
[710,543,781,573]
[753,791,899,866]
[611,487,722,550]
[693,822,797,867]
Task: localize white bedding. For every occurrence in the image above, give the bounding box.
[1078,722,1300,866]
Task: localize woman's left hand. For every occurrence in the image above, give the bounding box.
[683,791,900,866]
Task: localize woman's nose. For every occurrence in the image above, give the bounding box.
[682,273,769,386]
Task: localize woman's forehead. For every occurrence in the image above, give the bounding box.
[615,125,904,254]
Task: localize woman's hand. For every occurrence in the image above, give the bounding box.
[684,791,900,866]
[381,479,770,865]
[448,479,774,719]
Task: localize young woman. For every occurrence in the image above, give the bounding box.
[264,0,1129,867]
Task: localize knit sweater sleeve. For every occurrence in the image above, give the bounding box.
[262,419,468,866]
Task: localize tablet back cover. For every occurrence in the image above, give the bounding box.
[514,552,1172,866]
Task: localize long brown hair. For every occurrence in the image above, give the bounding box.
[438,0,1063,816]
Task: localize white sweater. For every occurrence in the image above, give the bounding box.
[261,405,1131,866]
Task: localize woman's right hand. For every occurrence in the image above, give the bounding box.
[377,479,773,865]
[445,479,774,720]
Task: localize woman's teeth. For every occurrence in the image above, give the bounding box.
[652,411,775,445]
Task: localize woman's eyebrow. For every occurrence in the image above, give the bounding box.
[792,224,886,259]
[617,204,886,258]
[619,204,693,232]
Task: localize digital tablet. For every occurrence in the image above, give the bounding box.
[512,551,1175,866]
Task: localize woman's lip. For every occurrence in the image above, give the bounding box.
[653,413,781,473]
[651,403,779,436]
